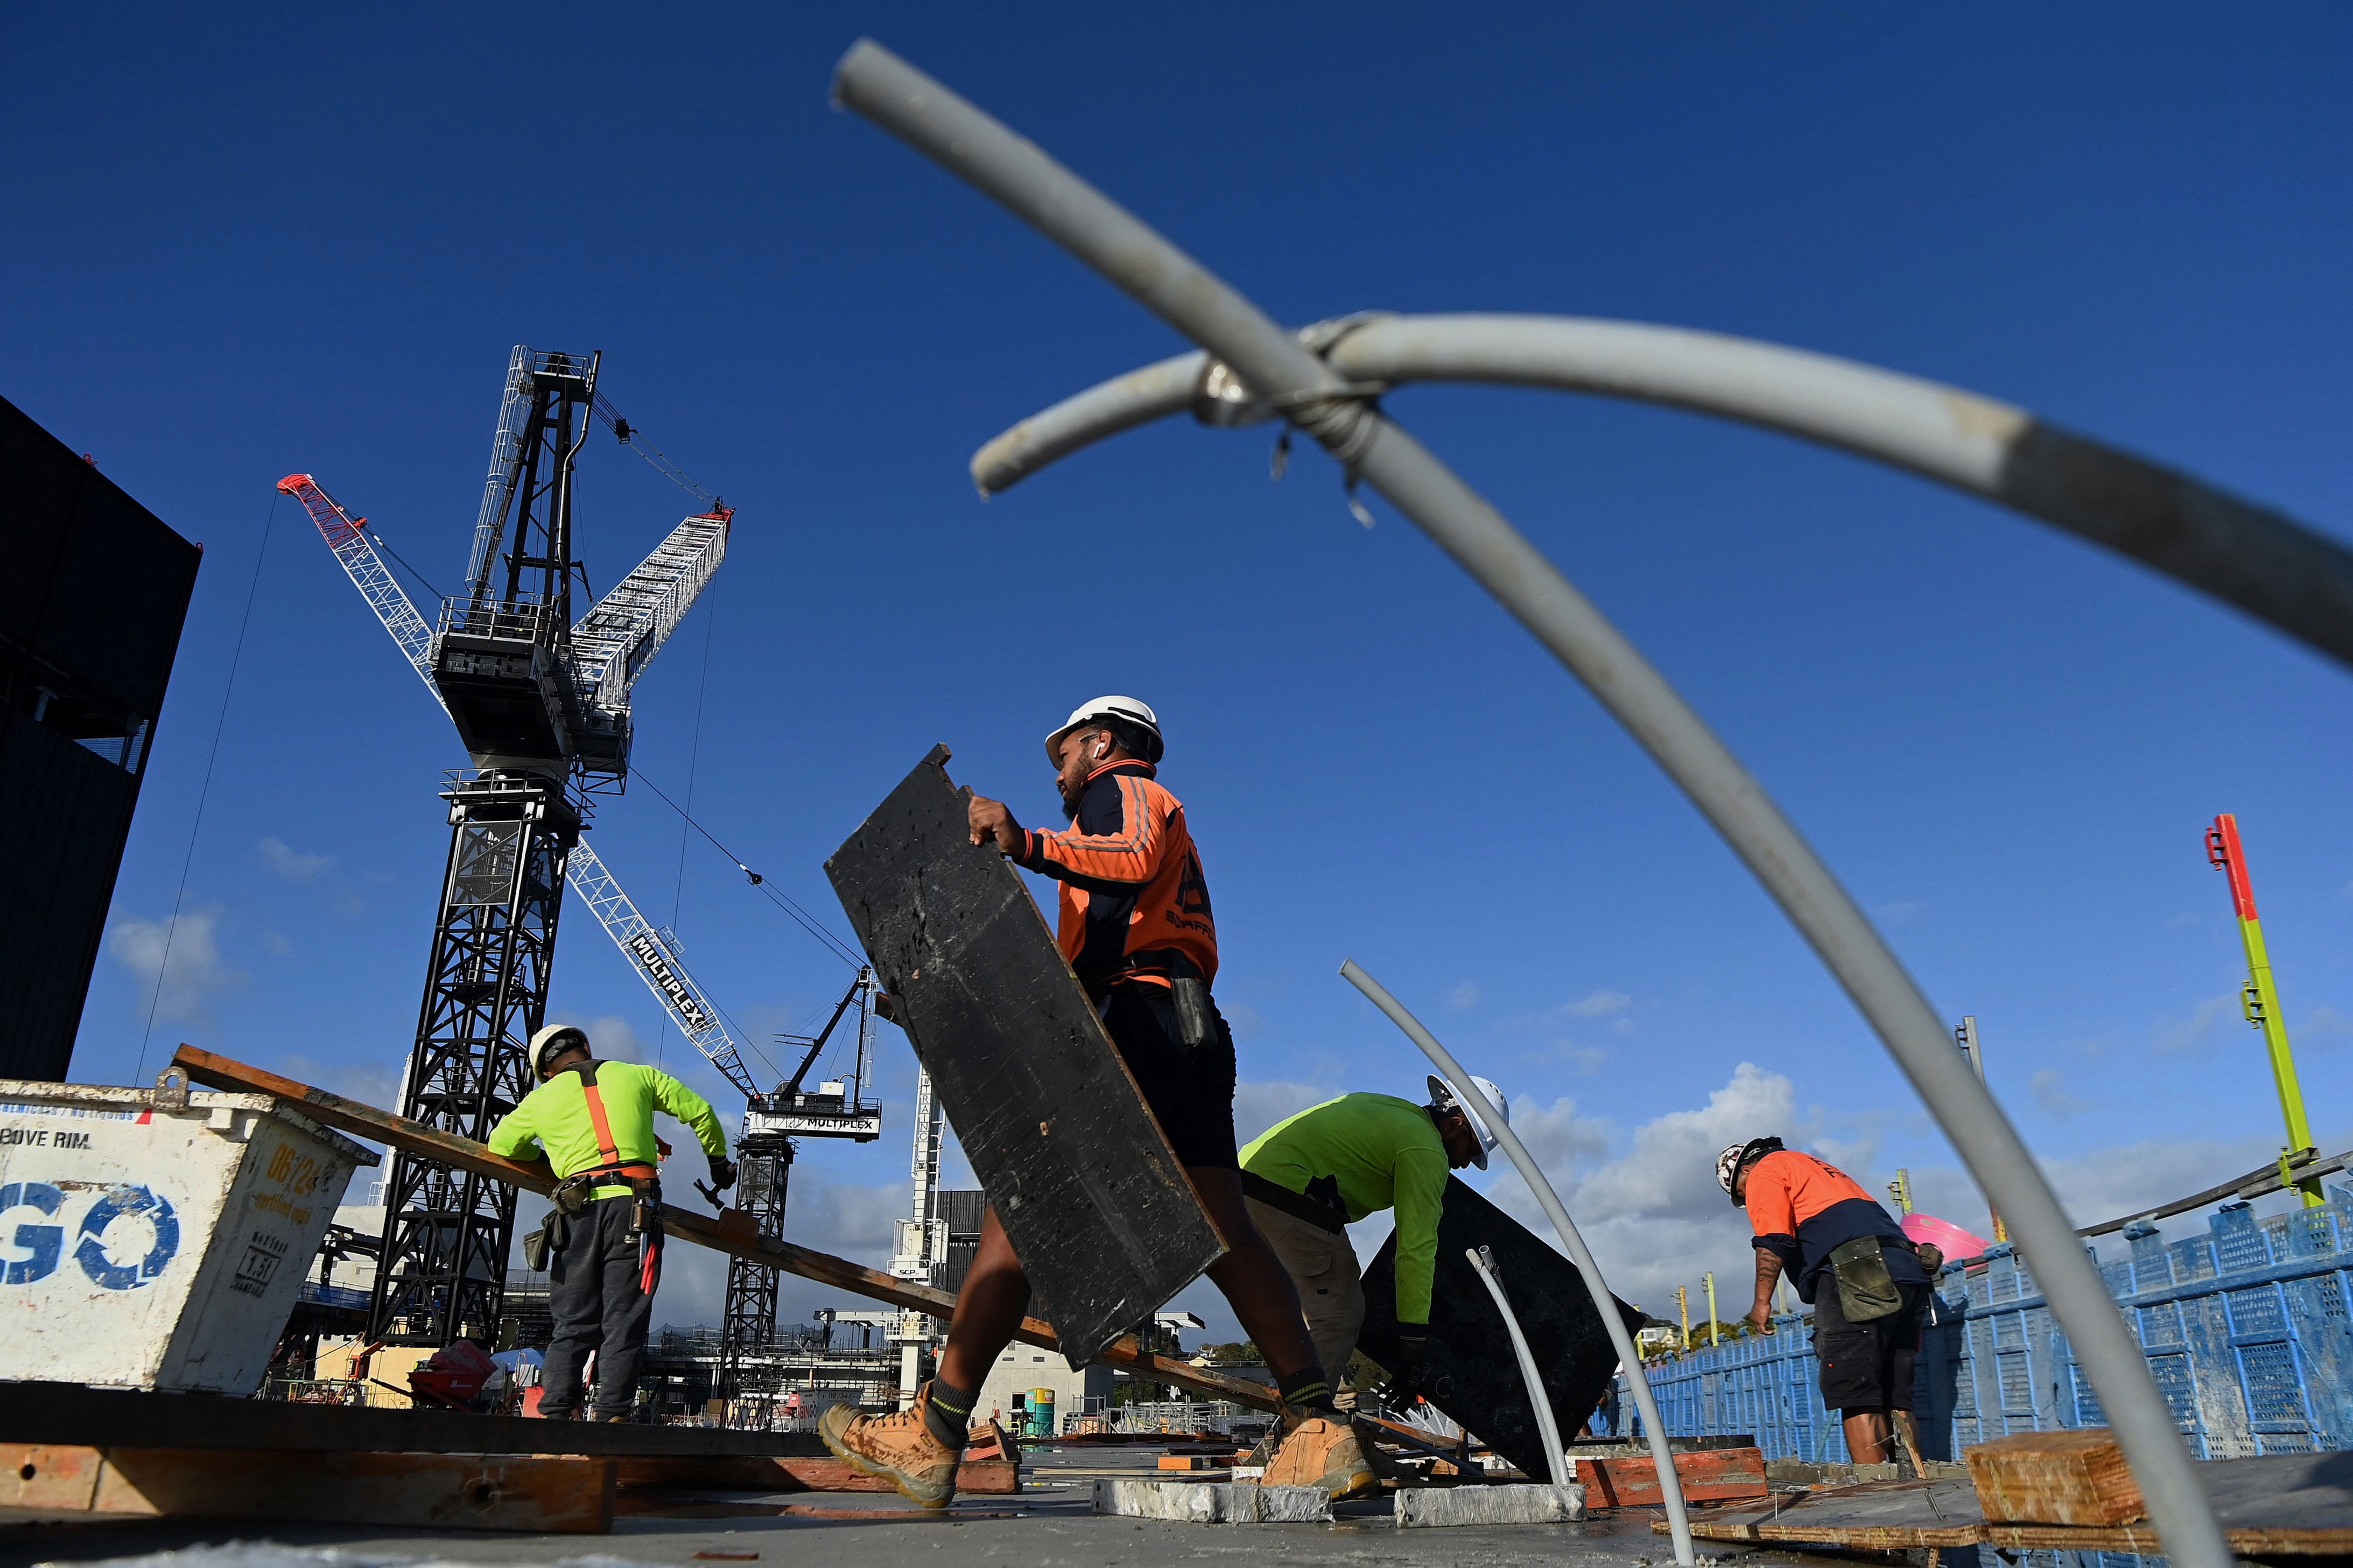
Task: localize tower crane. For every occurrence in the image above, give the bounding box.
[277,349,879,1360]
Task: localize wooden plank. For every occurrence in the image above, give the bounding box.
[0,1443,613,1533]
[823,747,1226,1364]
[1965,1426,2145,1524]
[3,1443,104,1510]
[1653,1478,1987,1549]
[171,1043,1277,1413]
[1576,1446,1769,1508]
[615,1455,1019,1495]
[0,1378,828,1458]
[1358,1175,1645,1481]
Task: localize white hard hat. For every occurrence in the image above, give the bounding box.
[1427,1074,1509,1170]
[1717,1137,1784,1205]
[531,1023,590,1078]
[1045,695,1164,765]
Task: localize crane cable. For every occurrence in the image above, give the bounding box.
[590,392,723,514]
[137,494,279,1079]
[627,765,866,970]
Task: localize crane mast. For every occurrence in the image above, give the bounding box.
[285,347,762,1349]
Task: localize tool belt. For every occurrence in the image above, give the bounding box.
[1242,1169,1348,1235]
[1111,948,1216,1049]
[522,1061,664,1269]
[1827,1234,1905,1323]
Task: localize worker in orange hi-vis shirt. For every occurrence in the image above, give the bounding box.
[819,697,1374,1512]
[1718,1138,1938,1470]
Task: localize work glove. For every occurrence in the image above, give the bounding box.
[707,1154,738,1193]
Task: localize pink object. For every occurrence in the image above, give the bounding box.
[1903,1212,1990,1262]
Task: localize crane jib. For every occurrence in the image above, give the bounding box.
[627,932,714,1034]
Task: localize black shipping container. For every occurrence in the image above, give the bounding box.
[0,394,201,1080]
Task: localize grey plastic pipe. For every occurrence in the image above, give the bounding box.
[968,314,2353,673]
[1465,1244,1574,1494]
[1345,958,1687,1555]
[831,39,2229,1568]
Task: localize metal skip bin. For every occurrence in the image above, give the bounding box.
[0,1075,377,1393]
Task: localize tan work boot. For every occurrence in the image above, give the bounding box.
[1262,1412,1379,1501]
[819,1386,960,1509]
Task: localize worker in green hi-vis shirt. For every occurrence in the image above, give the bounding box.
[1239,1075,1506,1405]
[489,1023,735,1421]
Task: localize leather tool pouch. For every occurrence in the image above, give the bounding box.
[1828,1234,1904,1323]
[522,1208,568,1271]
[1166,952,1214,1050]
[552,1174,596,1218]
[1171,978,1213,1049]
[625,1177,660,1239]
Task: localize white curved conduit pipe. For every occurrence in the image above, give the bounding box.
[1344,959,1689,1557]
[968,314,2353,673]
[1464,1243,1574,1495]
[832,40,2230,1567]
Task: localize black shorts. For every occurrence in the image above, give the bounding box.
[1099,982,1238,1169]
[1811,1275,1925,1413]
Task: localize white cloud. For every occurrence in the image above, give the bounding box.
[1524,1041,1607,1075]
[1479,1063,1805,1311]
[2153,995,2236,1058]
[2031,1067,2090,1117]
[1447,982,1482,1010]
[1235,1079,1332,1145]
[1562,989,1631,1018]
[107,905,243,1024]
[258,837,336,883]
[551,1013,653,1063]
[2302,1006,2353,1053]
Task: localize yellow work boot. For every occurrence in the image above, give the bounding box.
[1262,1412,1379,1501]
[819,1386,960,1509]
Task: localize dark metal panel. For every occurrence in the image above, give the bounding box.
[825,747,1224,1363]
[0,710,138,1080]
[44,474,201,718]
[1359,1175,1644,1479]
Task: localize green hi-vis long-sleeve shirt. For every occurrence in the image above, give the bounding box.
[487,1060,729,1200]
[1239,1092,1449,1327]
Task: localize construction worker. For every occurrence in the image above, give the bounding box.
[821,697,1374,1508]
[1719,1137,1929,1466]
[488,1023,735,1421]
[1238,1075,1507,1405]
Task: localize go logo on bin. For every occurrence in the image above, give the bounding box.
[0,1182,179,1288]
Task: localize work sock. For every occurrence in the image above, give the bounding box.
[923,1375,978,1453]
[1276,1365,1339,1420]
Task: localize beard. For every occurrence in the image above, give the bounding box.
[1058,768,1087,820]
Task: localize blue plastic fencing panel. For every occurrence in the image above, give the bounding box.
[1613,1183,2353,1479]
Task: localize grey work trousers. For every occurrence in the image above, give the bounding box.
[540,1192,657,1419]
[1245,1195,1365,1397]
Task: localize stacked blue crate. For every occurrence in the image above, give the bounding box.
[1611,1182,2353,1469]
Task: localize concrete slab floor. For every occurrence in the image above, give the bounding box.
[0,1446,1842,1568]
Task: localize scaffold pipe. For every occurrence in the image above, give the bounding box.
[831,38,2231,1568]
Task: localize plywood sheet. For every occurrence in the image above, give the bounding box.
[826,747,1225,1362]
[1358,1175,1644,1480]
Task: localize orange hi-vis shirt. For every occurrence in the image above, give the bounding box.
[1743,1148,1924,1302]
[1016,759,1217,997]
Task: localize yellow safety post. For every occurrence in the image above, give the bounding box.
[2207,814,2325,1207]
[1704,1271,1720,1345]
[1676,1284,1690,1353]
[1889,1168,1914,1215]
[1955,1017,2010,1243]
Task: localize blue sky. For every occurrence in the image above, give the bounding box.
[8,5,2351,1337]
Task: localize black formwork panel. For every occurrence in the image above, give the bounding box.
[0,394,201,1080]
[826,747,1224,1363]
[1359,1175,1645,1479]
